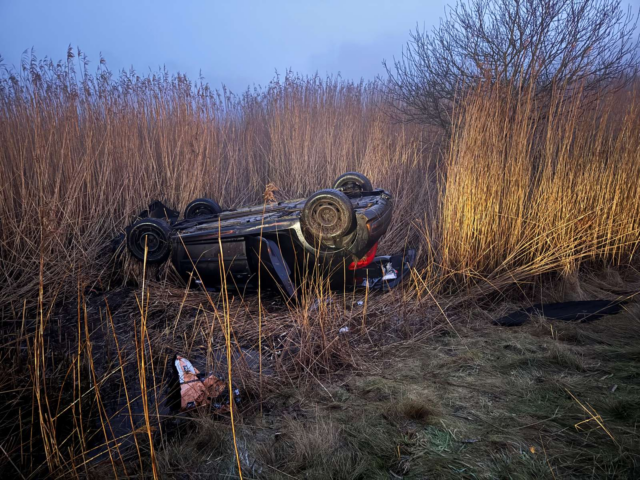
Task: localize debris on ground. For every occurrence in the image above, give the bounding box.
[174,355,241,411]
[494,300,627,327]
[354,249,415,290]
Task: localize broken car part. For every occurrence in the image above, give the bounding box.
[494,300,626,327]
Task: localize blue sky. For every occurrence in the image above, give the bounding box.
[0,0,450,92]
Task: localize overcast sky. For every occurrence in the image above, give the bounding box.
[2,0,639,93]
[0,0,453,92]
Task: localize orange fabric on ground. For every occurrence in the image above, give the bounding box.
[175,355,227,410]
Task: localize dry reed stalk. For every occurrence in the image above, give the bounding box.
[1,51,640,478]
[433,79,640,290]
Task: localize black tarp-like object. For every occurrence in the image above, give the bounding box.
[494,300,626,327]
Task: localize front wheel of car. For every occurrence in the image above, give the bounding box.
[126,218,172,263]
[301,189,355,242]
[184,198,222,219]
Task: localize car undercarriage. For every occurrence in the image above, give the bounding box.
[124,172,414,296]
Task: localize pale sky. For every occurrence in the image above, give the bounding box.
[1,0,638,93]
[0,0,450,92]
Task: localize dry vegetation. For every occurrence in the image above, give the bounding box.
[1,50,640,478]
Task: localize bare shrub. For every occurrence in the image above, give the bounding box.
[385,0,639,130]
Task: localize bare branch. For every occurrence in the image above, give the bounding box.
[385,0,640,130]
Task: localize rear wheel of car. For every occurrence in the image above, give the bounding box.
[333,172,373,194]
[184,198,222,219]
[126,218,172,263]
[301,189,355,242]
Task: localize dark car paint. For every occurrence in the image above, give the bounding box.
[163,189,393,296]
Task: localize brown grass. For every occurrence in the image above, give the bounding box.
[1,50,640,478]
[435,81,640,288]
[0,52,430,310]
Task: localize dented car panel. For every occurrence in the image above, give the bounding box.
[125,173,401,296]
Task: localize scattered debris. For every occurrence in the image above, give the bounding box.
[354,249,415,290]
[310,297,332,311]
[460,438,480,444]
[339,326,350,334]
[494,300,626,327]
[174,355,241,411]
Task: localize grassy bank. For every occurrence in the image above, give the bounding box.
[156,294,640,479]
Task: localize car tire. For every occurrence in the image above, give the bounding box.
[126,218,172,263]
[184,198,222,219]
[333,172,373,194]
[301,189,355,241]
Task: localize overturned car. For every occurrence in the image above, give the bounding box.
[125,172,413,297]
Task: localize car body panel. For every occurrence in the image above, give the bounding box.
[127,188,395,296]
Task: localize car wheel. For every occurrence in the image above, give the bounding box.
[184,198,222,219]
[301,189,355,241]
[333,172,373,194]
[126,218,172,263]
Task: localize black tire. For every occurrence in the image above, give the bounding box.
[184,198,222,219]
[333,172,373,194]
[126,218,172,263]
[301,189,355,240]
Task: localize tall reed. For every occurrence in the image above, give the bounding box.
[1,50,640,478]
[0,51,429,307]
[430,80,640,291]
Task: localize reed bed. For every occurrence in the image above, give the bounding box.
[432,81,640,292]
[1,51,639,477]
[0,52,430,308]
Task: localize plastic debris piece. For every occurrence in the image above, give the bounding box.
[381,262,398,281]
[494,300,626,327]
[353,249,415,291]
[174,355,240,412]
[339,326,350,334]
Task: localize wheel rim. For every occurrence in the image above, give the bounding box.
[340,181,362,193]
[309,200,346,236]
[186,203,217,219]
[131,225,167,258]
[192,205,212,217]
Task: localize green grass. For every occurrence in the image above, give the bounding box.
[145,302,640,479]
